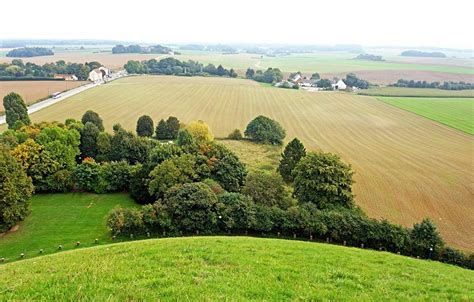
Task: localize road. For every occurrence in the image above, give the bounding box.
[0,70,127,125]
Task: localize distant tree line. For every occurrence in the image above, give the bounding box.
[124,58,238,77]
[6,47,54,58]
[401,50,446,58]
[392,79,474,90]
[112,44,174,54]
[245,67,283,83]
[344,73,370,89]
[0,59,102,81]
[354,54,384,61]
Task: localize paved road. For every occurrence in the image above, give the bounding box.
[0,71,127,125]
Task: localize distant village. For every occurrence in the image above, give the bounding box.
[275,72,358,91]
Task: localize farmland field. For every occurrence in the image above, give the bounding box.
[1,237,473,300]
[0,193,136,262]
[0,80,86,112]
[378,97,474,134]
[11,75,474,251]
[358,87,474,97]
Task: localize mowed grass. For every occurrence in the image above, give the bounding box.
[0,193,136,262]
[379,97,474,135]
[358,87,474,98]
[1,237,473,300]
[14,76,474,251]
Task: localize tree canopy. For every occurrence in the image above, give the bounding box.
[3,92,30,129]
[244,115,286,145]
[278,138,306,182]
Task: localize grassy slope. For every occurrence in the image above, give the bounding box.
[359,87,474,98]
[0,193,136,262]
[9,75,473,251]
[379,97,474,135]
[220,139,281,172]
[1,237,473,300]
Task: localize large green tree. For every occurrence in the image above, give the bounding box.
[0,146,34,231]
[278,138,306,182]
[293,152,354,209]
[155,119,169,140]
[3,92,30,129]
[81,110,104,131]
[243,171,291,209]
[244,115,286,145]
[136,115,154,137]
[80,122,100,158]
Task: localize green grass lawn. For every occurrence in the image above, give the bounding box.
[378,97,474,134]
[0,193,136,262]
[1,236,472,300]
[359,87,474,98]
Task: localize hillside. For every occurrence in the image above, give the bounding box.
[0,237,472,300]
[7,75,473,250]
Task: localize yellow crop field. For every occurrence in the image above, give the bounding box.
[15,75,474,250]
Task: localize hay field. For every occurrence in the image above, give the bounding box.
[0,80,86,111]
[358,87,474,97]
[17,76,474,250]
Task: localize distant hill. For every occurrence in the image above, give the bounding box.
[401,50,447,58]
[6,47,54,58]
[0,237,472,300]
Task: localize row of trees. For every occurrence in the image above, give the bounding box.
[124,58,238,78]
[392,79,474,90]
[245,67,283,83]
[354,54,384,61]
[112,44,172,54]
[401,50,446,58]
[0,59,101,80]
[344,73,370,89]
[6,47,54,57]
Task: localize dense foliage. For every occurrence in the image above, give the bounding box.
[124,58,237,78]
[0,146,34,231]
[112,44,172,54]
[247,67,283,83]
[6,47,54,57]
[0,59,101,80]
[136,115,154,137]
[392,79,474,90]
[3,92,31,129]
[244,115,286,145]
[344,73,370,89]
[278,138,306,182]
[155,116,180,140]
[401,50,446,58]
[293,152,354,209]
[354,54,384,61]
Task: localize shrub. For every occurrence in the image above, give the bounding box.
[202,178,226,195]
[162,182,219,234]
[100,161,132,192]
[148,143,183,166]
[176,129,194,147]
[107,207,144,236]
[0,146,34,231]
[243,171,291,209]
[411,218,444,259]
[244,115,286,145]
[293,152,354,209]
[228,129,243,140]
[278,138,306,183]
[73,158,102,192]
[136,115,154,137]
[207,143,247,192]
[44,169,73,192]
[129,164,154,204]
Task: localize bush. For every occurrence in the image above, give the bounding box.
[100,161,132,192]
[176,129,194,147]
[202,178,226,195]
[293,152,354,209]
[206,143,247,192]
[0,146,34,231]
[243,171,291,209]
[107,207,144,236]
[162,182,219,234]
[411,218,444,259]
[148,143,183,166]
[129,164,154,204]
[244,115,286,145]
[73,158,102,192]
[228,129,243,140]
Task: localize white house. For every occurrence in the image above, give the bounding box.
[289,73,302,83]
[88,67,110,82]
[298,79,314,87]
[332,79,347,90]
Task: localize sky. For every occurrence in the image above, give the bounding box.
[1,0,472,49]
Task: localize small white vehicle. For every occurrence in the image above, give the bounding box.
[51,92,62,99]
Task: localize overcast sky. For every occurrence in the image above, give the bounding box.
[1,0,472,49]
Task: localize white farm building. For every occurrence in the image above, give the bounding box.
[88,67,110,83]
[332,79,347,90]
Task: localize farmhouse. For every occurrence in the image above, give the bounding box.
[332,79,347,90]
[88,67,110,83]
[298,79,314,87]
[54,74,78,81]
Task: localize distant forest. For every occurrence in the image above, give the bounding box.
[112,44,174,54]
[401,50,446,58]
[354,54,384,61]
[6,47,54,58]
[0,60,101,80]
